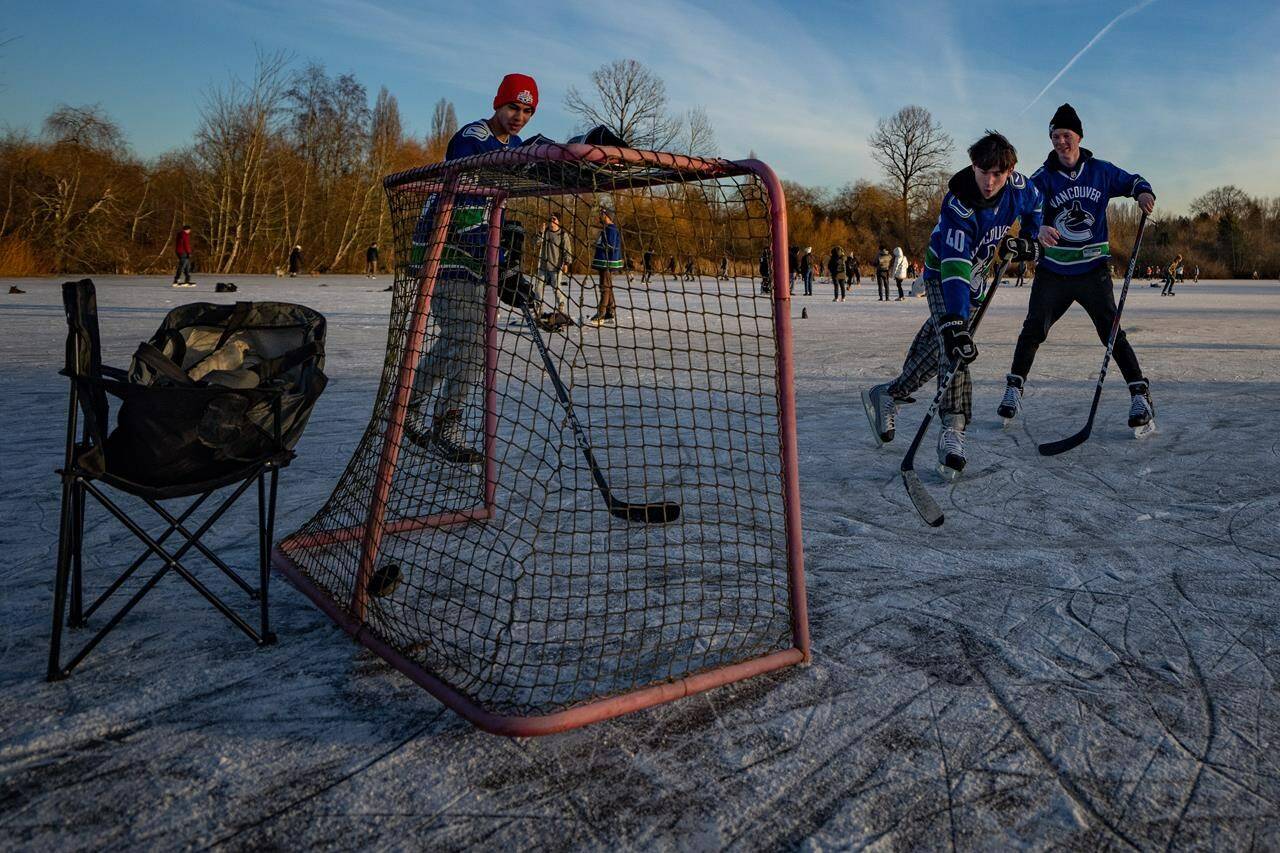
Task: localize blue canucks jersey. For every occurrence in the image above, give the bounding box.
[409,120,523,279]
[1030,149,1153,275]
[924,169,1044,318]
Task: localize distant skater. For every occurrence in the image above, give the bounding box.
[172,224,195,287]
[828,246,847,301]
[1162,253,1181,296]
[891,246,908,300]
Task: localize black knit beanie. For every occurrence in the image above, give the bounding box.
[1050,103,1083,137]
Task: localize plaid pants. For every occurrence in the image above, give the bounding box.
[887,276,971,422]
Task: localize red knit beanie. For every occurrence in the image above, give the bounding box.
[494,74,538,112]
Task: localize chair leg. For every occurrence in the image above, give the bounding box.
[82,491,212,622]
[258,467,278,645]
[69,479,86,628]
[83,479,266,643]
[47,475,77,680]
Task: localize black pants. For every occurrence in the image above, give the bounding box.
[1010,265,1143,383]
[1161,274,1175,295]
[894,277,905,299]
[876,271,890,300]
[833,278,846,299]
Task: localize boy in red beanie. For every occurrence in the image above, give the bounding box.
[445,73,538,159]
[407,74,539,463]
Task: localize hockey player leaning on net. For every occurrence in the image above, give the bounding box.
[997,103,1156,432]
[862,131,1044,479]
[405,73,538,464]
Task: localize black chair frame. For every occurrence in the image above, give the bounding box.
[48,282,290,680]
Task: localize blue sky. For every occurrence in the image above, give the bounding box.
[1,0,1277,213]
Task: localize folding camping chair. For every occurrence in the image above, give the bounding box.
[48,279,325,679]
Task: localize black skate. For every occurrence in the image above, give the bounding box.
[405,410,483,465]
[1128,380,1157,439]
[997,374,1024,426]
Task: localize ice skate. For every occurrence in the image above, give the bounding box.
[405,409,482,465]
[1128,380,1157,439]
[936,415,966,481]
[997,374,1024,426]
[861,383,898,447]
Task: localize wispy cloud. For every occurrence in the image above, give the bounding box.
[1020,0,1158,116]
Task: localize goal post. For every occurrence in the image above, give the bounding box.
[272,142,808,736]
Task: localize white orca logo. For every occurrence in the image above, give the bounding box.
[1054,200,1095,242]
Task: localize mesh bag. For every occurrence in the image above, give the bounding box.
[274,142,808,735]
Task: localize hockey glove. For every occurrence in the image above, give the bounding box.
[938,314,978,365]
[998,235,1042,264]
[498,269,535,310]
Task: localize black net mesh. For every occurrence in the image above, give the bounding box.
[278,144,799,718]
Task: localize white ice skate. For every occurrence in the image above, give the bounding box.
[936,416,966,481]
[861,383,898,447]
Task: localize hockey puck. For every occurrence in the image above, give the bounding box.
[367,563,402,598]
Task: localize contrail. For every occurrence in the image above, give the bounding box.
[1020,0,1158,116]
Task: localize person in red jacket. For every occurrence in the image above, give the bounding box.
[172,225,195,287]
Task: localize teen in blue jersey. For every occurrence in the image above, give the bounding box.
[998,104,1157,433]
[407,73,538,464]
[862,132,1043,478]
[588,207,622,325]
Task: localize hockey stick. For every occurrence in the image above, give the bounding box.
[518,298,680,524]
[901,259,1011,527]
[1038,212,1149,457]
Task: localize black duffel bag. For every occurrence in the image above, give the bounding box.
[104,300,327,488]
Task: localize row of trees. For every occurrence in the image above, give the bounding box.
[1,54,1275,278]
[0,54,721,277]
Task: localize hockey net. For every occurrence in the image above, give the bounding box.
[273,142,807,735]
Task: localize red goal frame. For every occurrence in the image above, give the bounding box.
[272,142,809,736]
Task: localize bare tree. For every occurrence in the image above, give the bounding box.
[43,104,125,152]
[33,105,128,268]
[564,59,682,150]
[681,107,719,158]
[1190,185,1251,221]
[193,49,290,273]
[867,105,953,251]
[430,98,457,143]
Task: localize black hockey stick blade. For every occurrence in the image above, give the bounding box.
[902,469,944,527]
[1037,215,1148,458]
[1038,424,1093,456]
[609,498,681,524]
[519,301,681,525]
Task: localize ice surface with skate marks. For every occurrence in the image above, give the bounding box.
[2,274,1279,848]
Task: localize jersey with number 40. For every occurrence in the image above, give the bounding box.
[923,170,1043,318]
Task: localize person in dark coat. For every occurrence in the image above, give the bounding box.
[845,254,859,287]
[828,246,847,301]
[365,242,379,277]
[875,245,892,301]
[288,244,302,277]
[799,247,815,295]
